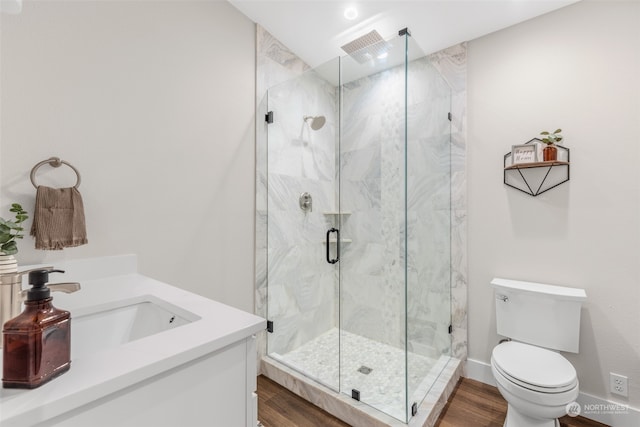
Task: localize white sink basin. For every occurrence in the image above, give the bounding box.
[71,295,201,359]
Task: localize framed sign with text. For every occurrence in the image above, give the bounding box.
[511,144,538,165]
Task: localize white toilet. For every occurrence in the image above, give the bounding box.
[490,278,587,427]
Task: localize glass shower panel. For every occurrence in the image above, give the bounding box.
[405,36,453,411]
[339,32,410,422]
[263,30,453,424]
[265,58,340,391]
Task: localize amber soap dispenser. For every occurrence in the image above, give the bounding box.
[3,269,71,389]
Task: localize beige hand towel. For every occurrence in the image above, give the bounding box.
[30,186,88,250]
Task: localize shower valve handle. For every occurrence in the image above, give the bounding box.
[326,228,340,264]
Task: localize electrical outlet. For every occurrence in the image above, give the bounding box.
[610,373,628,397]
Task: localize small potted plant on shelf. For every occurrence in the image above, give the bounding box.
[540,129,563,161]
[0,204,28,273]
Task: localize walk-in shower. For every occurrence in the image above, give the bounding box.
[262,29,456,425]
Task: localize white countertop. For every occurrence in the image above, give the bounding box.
[0,255,266,425]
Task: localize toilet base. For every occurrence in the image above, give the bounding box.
[504,404,560,427]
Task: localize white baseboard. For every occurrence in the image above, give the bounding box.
[465,358,640,427]
[465,357,496,387]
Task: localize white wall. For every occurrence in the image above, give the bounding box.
[0,1,256,312]
[468,0,640,411]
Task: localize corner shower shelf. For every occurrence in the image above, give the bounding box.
[323,239,352,244]
[323,212,352,244]
[323,212,352,216]
[504,139,570,197]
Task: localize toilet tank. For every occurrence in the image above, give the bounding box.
[491,278,587,353]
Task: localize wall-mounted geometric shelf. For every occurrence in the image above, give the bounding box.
[504,138,570,197]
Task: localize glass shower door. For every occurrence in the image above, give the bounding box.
[338,32,411,422]
[265,58,341,391]
[338,31,453,422]
[405,36,453,415]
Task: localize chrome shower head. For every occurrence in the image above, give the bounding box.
[304,115,326,131]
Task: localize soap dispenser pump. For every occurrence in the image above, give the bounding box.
[2,269,71,389]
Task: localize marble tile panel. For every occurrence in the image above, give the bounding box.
[341,211,383,244]
[339,143,381,181]
[426,43,467,93]
[340,179,382,213]
[417,358,463,427]
[340,272,403,347]
[341,241,386,274]
[256,27,310,92]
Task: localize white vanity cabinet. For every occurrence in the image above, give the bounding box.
[0,255,265,427]
[39,336,259,427]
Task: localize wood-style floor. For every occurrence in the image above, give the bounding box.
[435,377,608,427]
[258,375,349,427]
[257,375,609,427]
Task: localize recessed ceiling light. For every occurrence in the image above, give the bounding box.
[344,6,358,21]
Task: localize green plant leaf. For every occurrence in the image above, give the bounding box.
[1,241,18,255]
[540,131,550,135]
[554,128,562,134]
[9,205,25,214]
[0,203,27,253]
[3,220,19,229]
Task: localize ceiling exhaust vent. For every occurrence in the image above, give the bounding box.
[341,30,390,64]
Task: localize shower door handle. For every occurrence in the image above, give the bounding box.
[326,228,340,264]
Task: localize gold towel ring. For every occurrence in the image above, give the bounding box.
[30,157,81,189]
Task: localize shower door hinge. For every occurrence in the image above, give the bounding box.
[448,324,453,334]
[265,111,274,124]
[448,112,452,122]
[398,27,411,37]
[267,320,274,333]
[411,402,418,416]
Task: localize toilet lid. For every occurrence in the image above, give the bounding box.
[492,342,577,390]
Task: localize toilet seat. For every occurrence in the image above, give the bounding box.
[492,342,577,393]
